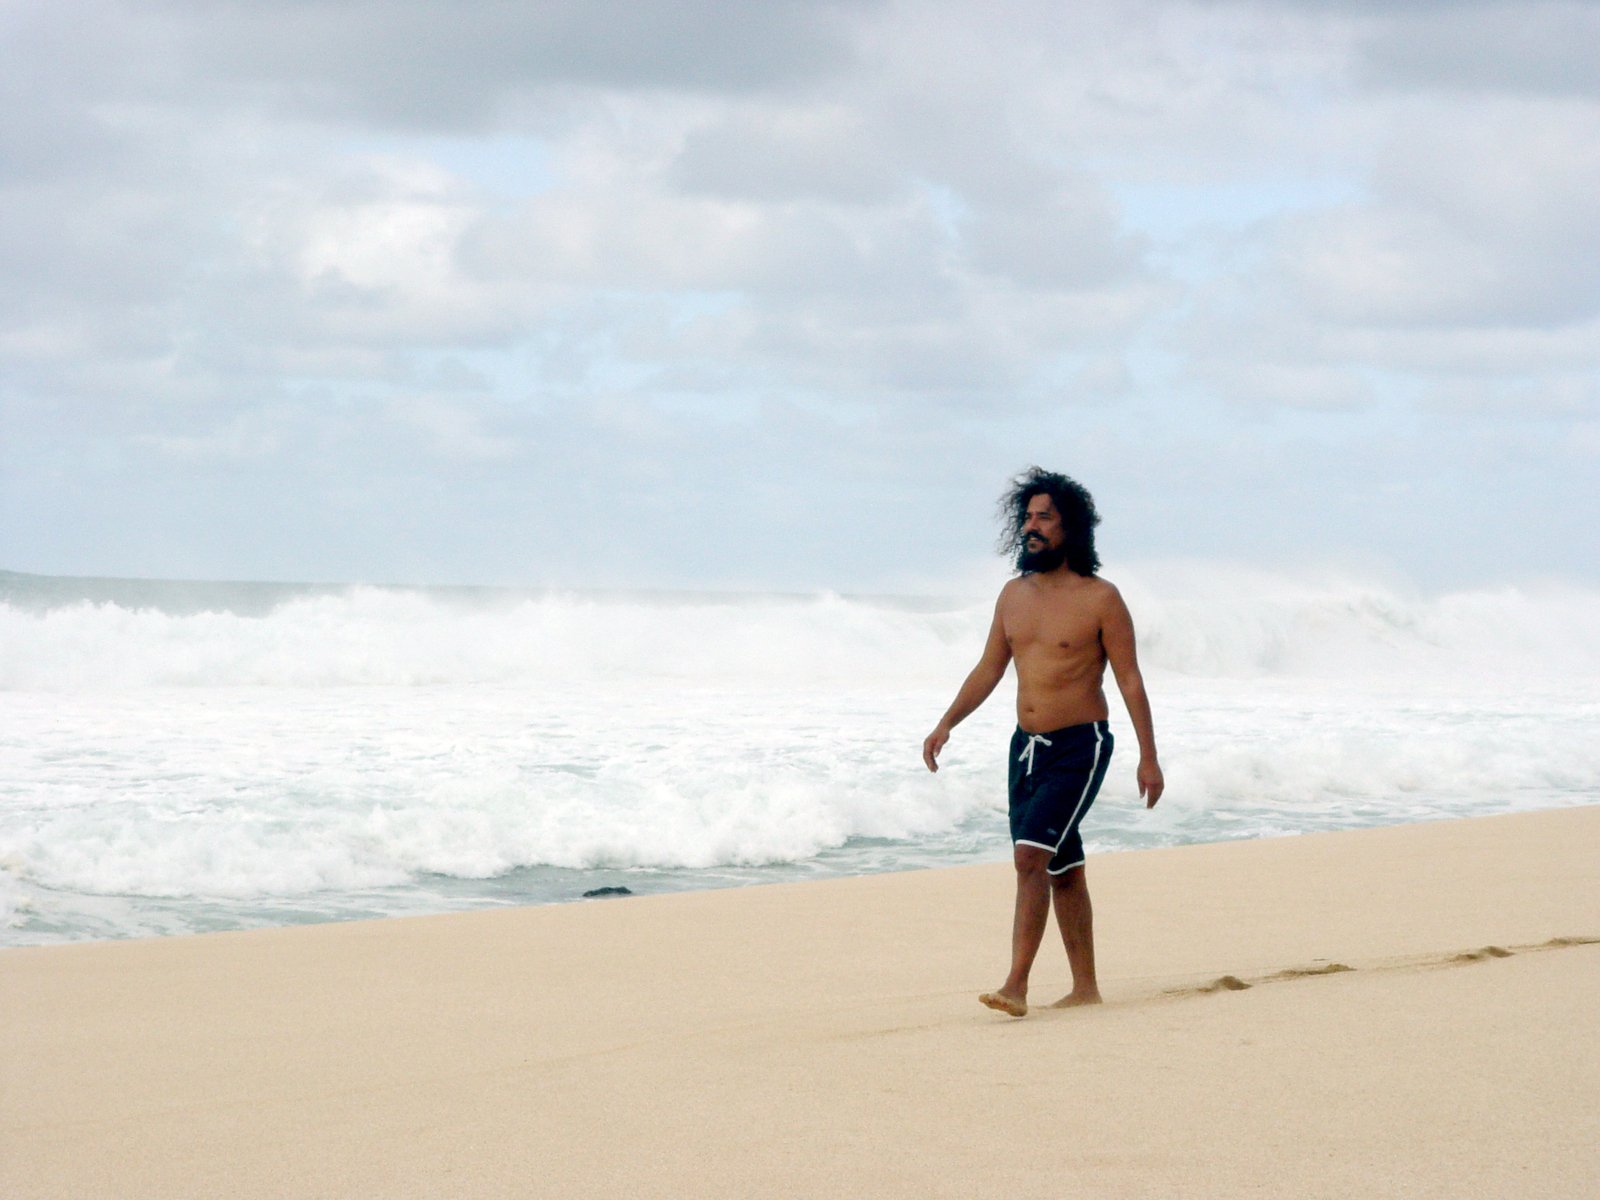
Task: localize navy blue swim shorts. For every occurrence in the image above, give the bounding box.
[1008,720,1113,875]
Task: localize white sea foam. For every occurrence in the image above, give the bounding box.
[0,589,983,690]
[1,567,1596,943]
[1118,565,1600,681]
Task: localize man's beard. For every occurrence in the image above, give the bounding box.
[1017,539,1067,574]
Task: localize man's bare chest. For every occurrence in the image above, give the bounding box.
[1002,598,1102,656]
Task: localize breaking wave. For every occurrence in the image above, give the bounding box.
[2,566,1597,689]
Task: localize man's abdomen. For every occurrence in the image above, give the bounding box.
[1015,679,1109,734]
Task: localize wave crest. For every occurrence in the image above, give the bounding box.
[3,568,1598,689]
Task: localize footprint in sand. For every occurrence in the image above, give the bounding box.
[1270,963,1355,980]
[1172,934,1597,1000]
[1452,945,1514,962]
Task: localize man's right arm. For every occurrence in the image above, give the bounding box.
[922,593,1012,772]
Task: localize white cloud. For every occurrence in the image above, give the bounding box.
[239,154,543,347]
[1274,97,1600,329]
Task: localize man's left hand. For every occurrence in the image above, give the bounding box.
[1137,759,1164,808]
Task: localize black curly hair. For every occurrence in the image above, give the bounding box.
[997,467,1101,576]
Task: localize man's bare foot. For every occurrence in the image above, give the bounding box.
[1048,989,1103,1008]
[979,990,1028,1017]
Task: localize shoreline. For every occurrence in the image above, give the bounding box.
[11,797,1596,950]
[5,805,1598,1198]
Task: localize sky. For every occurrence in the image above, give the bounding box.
[3,0,1598,594]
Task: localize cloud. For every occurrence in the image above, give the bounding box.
[1273,98,1600,329]
[238,154,546,348]
[3,0,1598,588]
[140,0,878,129]
[1355,0,1600,98]
[670,103,905,204]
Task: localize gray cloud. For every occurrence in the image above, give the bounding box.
[670,103,906,204]
[140,0,878,129]
[1356,1,1600,97]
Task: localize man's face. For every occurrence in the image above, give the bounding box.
[1017,494,1067,573]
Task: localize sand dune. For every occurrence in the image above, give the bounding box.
[5,805,1598,1198]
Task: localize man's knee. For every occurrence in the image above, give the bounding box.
[1013,844,1052,876]
[1049,863,1086,890]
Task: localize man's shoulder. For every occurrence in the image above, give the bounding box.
[1052,573,1122,620]
[1059,570,1118,596]
[1079,574,1127,613]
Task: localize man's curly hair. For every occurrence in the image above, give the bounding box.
[997,467,1101,576]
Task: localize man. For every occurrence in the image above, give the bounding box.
[922,468,1163,1017]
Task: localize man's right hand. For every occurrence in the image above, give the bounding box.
[922,726,949,772]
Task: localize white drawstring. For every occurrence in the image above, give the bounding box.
[1017,733,1053,776]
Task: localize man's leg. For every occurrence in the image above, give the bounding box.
[980,844,1053,1016]
[1048,865,1102,1007]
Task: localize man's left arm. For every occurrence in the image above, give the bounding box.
[1100,584,1164,807]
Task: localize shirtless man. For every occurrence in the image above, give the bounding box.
[922,468,1163,1017]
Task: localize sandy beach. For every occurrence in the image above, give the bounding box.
[5,804,1597,1198]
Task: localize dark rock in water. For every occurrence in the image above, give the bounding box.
[582,885,634,898]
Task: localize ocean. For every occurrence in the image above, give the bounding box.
[3,566,1596,946]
